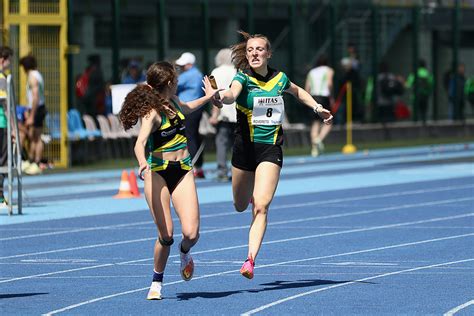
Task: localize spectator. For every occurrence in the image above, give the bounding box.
[305,54,334,157]
[346,42,360,72]
[121,60,146,84]
[0,46,13,208]
[15,105,32,167]
[76,54,105,116]
[448,63,466,120]
[209,48,237,181]
[406,59,433,123]
[376,62,404,124]
[19,55,46,175]
[104,80,113,115]
[175,52,206,178]
[337,57,363,124]
[466,73,474,114]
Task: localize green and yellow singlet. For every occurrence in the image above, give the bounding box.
[146,100,187,153]
[233,67,291,145]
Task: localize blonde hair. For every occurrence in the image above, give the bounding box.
[231,30,271,71]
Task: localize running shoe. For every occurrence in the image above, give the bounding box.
[21,160,31,172]
[179,243,194,281]
[24,162,42,175]
[146,281,162,300]
[316,139,325,153]
[240,257,255,279]
[311,143,319,157]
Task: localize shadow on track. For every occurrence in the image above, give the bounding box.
[176,279,372,301]
[0,292,48,299]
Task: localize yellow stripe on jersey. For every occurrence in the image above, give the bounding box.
[150,159,169,171]
[273,125,281,144]
[155,134,187,152]
[248,72,284,92]
[160,116,171,129]
[236,103,254,141]
[179,161,193,171]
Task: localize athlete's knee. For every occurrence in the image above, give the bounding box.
[253,202,268,217]
[158,236,174,247]
[183,230,199,243]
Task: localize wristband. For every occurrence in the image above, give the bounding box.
[313,105,323,114]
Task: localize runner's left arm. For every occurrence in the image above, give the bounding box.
[285,82,333,124]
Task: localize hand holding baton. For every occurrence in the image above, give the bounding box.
[208,75,223,108]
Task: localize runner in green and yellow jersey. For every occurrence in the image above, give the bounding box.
[214,31,333,279]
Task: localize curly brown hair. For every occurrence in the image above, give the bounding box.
[119,61,178,130]
[231,30,271,71]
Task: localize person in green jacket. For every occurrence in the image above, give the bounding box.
[406,59,433,123]
[465,75,474,112]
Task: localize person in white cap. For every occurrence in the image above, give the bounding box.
[175,52,206,178]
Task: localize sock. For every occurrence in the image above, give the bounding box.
[152,270,163,283]
[180,243,189,254]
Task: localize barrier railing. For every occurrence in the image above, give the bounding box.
[0,74,23,215]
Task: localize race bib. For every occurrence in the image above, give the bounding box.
[251,96,284,125]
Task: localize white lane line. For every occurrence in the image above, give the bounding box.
[0,237,156,260]
[1,196,471,260]
[0,211,231,242]
[42,232,474,316]
[444,300,474,316]
[4,212,472,286]
[115,211,474,266]
[268,197,474,227]
[2,183,473,242]
[269,184,474,211]
[241,259,474,315]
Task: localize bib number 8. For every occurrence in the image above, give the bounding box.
[266,108,273,117]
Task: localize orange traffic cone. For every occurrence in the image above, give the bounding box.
[129,170,141,197]
[113,170,135,199]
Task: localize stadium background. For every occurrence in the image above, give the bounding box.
[1,0,473,167]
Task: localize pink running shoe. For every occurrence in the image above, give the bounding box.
[179,244,194,281]
[240,258,255,279]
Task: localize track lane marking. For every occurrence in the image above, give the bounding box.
[42,232,474,315]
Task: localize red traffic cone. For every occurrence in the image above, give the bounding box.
[129,170,141,197]
[113,170,134,199]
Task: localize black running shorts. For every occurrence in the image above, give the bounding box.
[231,135,283,171]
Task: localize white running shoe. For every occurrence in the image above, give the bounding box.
[146,282,162,300]
[316,139,325,153]
[179,243,194,281]
[24,162,42,175]
[311,143,319,157]
[21,160,31,172]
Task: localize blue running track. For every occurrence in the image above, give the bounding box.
[0,143,473,315]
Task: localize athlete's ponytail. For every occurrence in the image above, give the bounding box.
[231,30,272,71]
